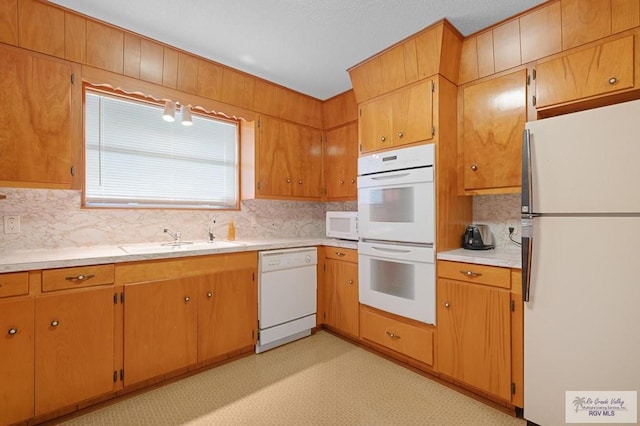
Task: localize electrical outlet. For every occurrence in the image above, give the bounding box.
[4,215,20,234]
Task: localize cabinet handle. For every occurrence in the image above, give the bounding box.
[8,328,18,336]
[444,302,450,308]
[460,270,482,278]
[380,136,386,142]
[50,320,59,327]
[609,77,618,85]
[184,296,191,303]
[397,131,404,138]
[386,331,401,340]
[348,279,353,285]
[65,274,95,282]
[335,252,345,257]
[207,292,213,298]
[470,164,478,172]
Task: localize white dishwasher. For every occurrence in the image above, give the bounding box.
[256,247,317,353]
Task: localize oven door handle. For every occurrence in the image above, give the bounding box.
[370,246,412,254]
[370,172,410,180]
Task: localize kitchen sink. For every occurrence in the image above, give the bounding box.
[119,240,246,254]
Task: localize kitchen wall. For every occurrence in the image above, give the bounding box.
[0,187,356,251]
[472,193,520,250]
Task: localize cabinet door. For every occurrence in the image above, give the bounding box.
[0,297,34,425]
[436,279,512,401]
[0,44,72,187]
[462,69,526,192]
[197,267,257,361]
[536,35,634,109]
[325,258,359,338]
[257,116,322,199]
[123,277,198,386]
[325,123,358,200]
[35,287,115,416]
[359,96,392,153]
[392,79,434,146]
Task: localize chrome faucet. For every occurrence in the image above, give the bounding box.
[163,228,181,243]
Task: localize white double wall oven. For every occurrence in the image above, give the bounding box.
[357,144,436,325]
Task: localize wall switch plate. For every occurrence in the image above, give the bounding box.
[4,215,20,234]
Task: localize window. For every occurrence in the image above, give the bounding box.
[84,89,239,209]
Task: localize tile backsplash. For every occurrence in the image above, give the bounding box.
[0,187,356,251]
[472,193,521,249]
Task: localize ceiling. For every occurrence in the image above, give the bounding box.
[49,0,546,100]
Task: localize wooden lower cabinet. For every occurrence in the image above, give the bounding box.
[0,297,34,426]
[360,306,434,366]
[323,248,359,338]
[123,276,199,386]
[435,260,515,403]
[35,286,116,416]
[120,252,257,386]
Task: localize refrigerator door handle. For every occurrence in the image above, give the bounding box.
[522,129,533,214]
[521,218,533,302]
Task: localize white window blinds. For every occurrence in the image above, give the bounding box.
[85,91,239,209]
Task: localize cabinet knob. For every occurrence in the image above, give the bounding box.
[444,302,450,308]
[348,279,353,285]
[207,292,213,298]
[50,320,59,327]
[608,77,618,85]
[386,331,401,340]
[298,180,303,184]
[380,136,386,142]
[65,274,95,282]
[470,164,478,172]
[460,270,482,278]
[397,131,404,138]
[335,251,345,257]
[8,328,18,336]
[351,179,356,184]
[184,296,191,303]
[339,179,344,184]
[286,178,291,183]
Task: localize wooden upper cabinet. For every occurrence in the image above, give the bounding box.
[535,35,635,109]
[349,56,384,103]
[359,96,392,153]
[476,31,495,78]
[123,33,141,78]
[221,68,255,110]
[18,0,64,57]
[0,44,73,188]
[392,79,434,146]
[139,39,164,85]
[520,1,562,64]
[458,37,479,85]
[197,59,224,100]
[257,116,322,200]
[322,90,358,129]
[0,0,18,45]
[162,47,179,88]
[493,20,521,73]
[462,69,526,192]
[64,12,86,63]
[612,0,640,33]
[562,0,612,50]
[325,122,358,200]
[86,21,124,74]
[177,52,199,94]
[380,41,415,93]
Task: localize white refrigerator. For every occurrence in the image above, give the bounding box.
[522,99,640,425]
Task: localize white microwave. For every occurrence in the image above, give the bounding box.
[326,211,358,241]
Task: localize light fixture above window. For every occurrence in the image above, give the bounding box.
[181,104,193,126]
[162,100,176,122]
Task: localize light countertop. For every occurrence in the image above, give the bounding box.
[0,238,358,273]
[437,247,522,269]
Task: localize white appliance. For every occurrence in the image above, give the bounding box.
[326,211,358,241]
[256,247,317,354]
[357,144,435,244]
[358,144,436,325]
[522,100,640,425]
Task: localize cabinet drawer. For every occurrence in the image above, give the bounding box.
[0,272,29,298]
[325,247,357,263]
[42,264,115,292]
[360,308,433,365]
[437,261,510,289]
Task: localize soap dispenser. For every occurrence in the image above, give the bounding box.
[228,220,236,241]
